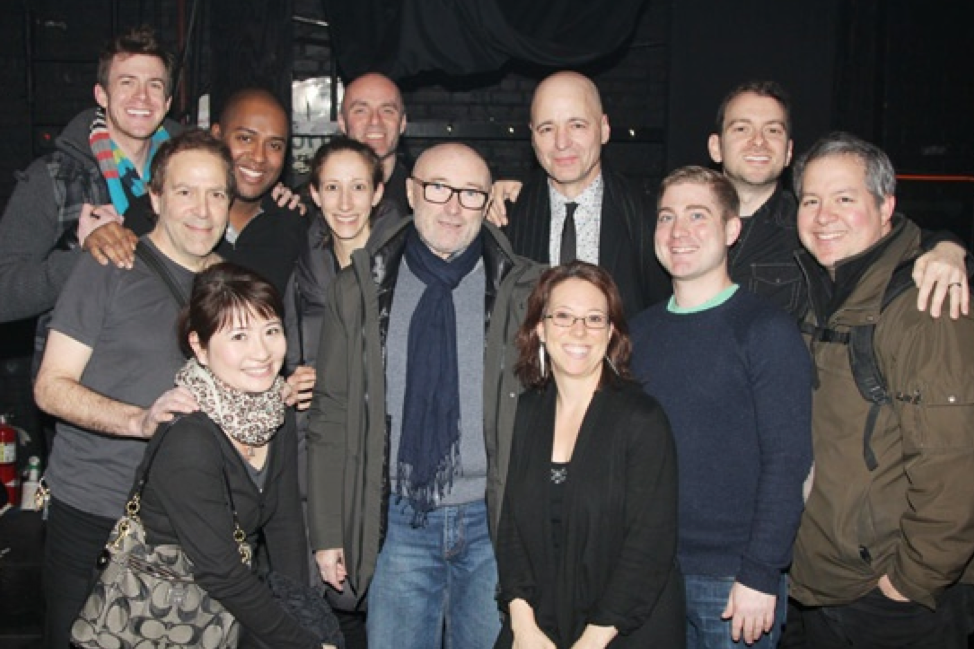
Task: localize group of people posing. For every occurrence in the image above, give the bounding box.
[2,24,973,649]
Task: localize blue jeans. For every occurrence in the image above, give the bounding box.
[685,574,788,649]
[367,499,501,649]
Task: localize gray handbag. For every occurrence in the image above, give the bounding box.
[70,424,252,648]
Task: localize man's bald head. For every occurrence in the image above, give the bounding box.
[339,73,406,164]
[408,143,492,259]
[530,71,604,123]
[218,88,287,129]
[529,71,609,199]
[412,143,492,189]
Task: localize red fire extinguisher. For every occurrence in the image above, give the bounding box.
[0,414,19,506]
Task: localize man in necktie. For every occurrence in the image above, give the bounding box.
[559,201,578,264]
[499,71,669,316]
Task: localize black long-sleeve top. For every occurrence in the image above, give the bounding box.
[136,411,320,649]
[496,381,685,648]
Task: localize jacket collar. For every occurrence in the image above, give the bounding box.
[55,108,100,164]
[366,218,521,295]
[752,182,798,227]
[798,214,920,326]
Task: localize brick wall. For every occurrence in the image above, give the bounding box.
[0,0,668,196]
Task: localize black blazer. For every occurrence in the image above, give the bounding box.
[503,167,671,316]
[496,380,685,648]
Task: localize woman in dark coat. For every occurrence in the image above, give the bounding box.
[495,261,684,649]
[282,136,400,647]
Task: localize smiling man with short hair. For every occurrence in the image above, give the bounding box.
[708,80,969,320]
[211,87,308,294]
[0,25,175,324]
[631,165,812,649]
[33,129,232,648]
[789,132,974,649]
[338,72,410,213]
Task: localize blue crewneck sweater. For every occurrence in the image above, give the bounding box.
[630,288,812,594]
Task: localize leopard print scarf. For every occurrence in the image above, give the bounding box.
[175,358,286,448]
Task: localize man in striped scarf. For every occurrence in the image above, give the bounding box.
[0,25,175,325]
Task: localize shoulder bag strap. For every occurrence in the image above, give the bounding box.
[200,416,254,565]
[126,420,178,513]
[127,416,252,564]
[135,240,189,307]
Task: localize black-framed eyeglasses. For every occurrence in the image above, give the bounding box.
[544,310,610,330]
[410,177,490,210]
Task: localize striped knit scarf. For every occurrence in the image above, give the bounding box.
[89,107,169,215]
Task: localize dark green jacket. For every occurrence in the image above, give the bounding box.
[306,218,544,594]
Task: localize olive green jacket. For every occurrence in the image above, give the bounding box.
[791,216,974,610]
[306,218,543,594]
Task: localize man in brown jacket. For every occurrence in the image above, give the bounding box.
[789,131,974,648]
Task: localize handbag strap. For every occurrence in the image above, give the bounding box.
[125,417,252,565]
[135,240,189,307]
[127,420,177,508]
[206,421,254,565]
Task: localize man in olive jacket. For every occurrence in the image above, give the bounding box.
[789,132,974,648]
[307,143,543,648]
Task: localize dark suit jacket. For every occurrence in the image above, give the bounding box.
[503,168,671,316]
[495,380,685,648]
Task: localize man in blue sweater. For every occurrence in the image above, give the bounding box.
[630,166,813,648]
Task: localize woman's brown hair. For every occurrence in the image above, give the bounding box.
[178,262,283,356]
[514,261,632,390]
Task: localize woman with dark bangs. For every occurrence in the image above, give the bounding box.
[133,263,341,648]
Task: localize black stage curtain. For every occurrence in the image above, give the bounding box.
[323,0,650,80]
[209,0,294,121]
